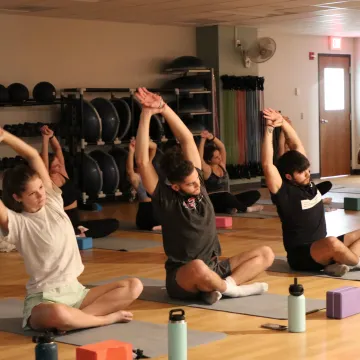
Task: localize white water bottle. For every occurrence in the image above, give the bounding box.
[288,277,306,333]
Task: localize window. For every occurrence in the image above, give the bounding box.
[324,67,345,111]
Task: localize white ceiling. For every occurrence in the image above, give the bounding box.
[0,0,360,36]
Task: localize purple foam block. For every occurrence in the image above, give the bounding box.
[326,286,360,319]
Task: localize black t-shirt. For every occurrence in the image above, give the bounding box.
[151,168,221,273]
[271,181,327,252]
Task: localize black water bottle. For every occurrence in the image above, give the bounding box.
[33,334,58,360]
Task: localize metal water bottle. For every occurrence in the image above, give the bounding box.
[168,308,187,360]
[33,334,58,360]
[288,277,306,333]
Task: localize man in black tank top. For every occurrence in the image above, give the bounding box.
[262,108,360,277]
[135,88,274,304]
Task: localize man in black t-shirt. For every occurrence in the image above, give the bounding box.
[134,88,274,304]
[262,108,360,277]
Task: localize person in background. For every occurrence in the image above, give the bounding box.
[198,130,263,214]
[126,138,161,231]
[40,125,119,238]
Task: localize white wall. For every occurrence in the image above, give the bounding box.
[258,31,355,174]
[0,14,196,157]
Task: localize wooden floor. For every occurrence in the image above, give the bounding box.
[1,176,360,360]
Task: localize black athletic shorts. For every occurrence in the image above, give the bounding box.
[287,234,345,271]
[166,257,232,300]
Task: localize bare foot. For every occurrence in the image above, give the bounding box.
[228,208,237,214]
[108,310,133,324]
[246,205,264,213]
[323,197,332,205]
[152,225,162,231]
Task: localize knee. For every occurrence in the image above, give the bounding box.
[124,278,143,300]
[42,304,72,330]
[259,246,275,267]
[188,259,210,280]
[325,237,343,253]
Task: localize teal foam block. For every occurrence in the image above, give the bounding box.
[344,197,360,211]
[76,237,93,250]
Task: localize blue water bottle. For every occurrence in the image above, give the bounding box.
[33,334,58,360]
[168,309,187,360]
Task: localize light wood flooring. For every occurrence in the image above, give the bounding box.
[1,176,360,360]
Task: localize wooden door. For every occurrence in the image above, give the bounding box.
[319,55,351,177]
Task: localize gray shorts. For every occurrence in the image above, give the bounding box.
[166,257,232,300]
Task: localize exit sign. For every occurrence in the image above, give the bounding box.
[329,37,342,50]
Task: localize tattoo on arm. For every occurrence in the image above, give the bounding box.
[267,127,274,134]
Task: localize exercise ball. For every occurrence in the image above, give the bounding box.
[165,56,205,71]
[76,152,103,196]
[0,84,9,102]
[111,98,131,141]
[109,147,131,194]
[122,97,164,141]
[91,97,120,142]
[89,150,119,194]
[8,83,29,102]
[33,82,56,102]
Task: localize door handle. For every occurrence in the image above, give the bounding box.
[321,119,329,124]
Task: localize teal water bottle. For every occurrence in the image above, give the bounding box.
[288,277,306,333]
[33,334,58,360]
[168,308,187,360]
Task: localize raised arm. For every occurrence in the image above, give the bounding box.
[135,109,159,196]
[135,88,201,169]
[2,128,52,189]
[209,133,226,166]
[149,140,157,163]
[40,125,68,176]
[126,138,140,190]
[281,117,306,156]
[198,131,212,179]
[40,127,51,171]
[261,108,283,194]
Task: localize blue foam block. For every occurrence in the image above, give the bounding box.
[76,237,93,250]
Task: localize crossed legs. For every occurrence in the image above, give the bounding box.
[29,278,143,331]
[173,246,274,302]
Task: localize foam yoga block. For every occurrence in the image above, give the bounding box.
[344,197,360,211]
[76,340,133,360]
[326,286,360,319]
[216,216,232,228]
[77,237,93,250]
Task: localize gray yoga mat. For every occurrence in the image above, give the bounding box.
[257,198,344,209]
[329,187,360,194]
[218,210,278,219]
[89,277,325,320]
[268,256,360,280]
[0,298,226,358]
[93,237,161,251]
[118,220,235,234]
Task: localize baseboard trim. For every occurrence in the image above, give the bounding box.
[311,173,320,179]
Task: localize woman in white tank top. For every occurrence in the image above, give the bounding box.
[0,127,143,332]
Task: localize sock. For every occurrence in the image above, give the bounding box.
[324,263,350,277]
[222,277,269,298]
[348,258,360,270]
[201,291,222,305]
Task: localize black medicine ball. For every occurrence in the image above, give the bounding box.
[8,83,29,102]
[33,82,56,102]
[0,84,9,102]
